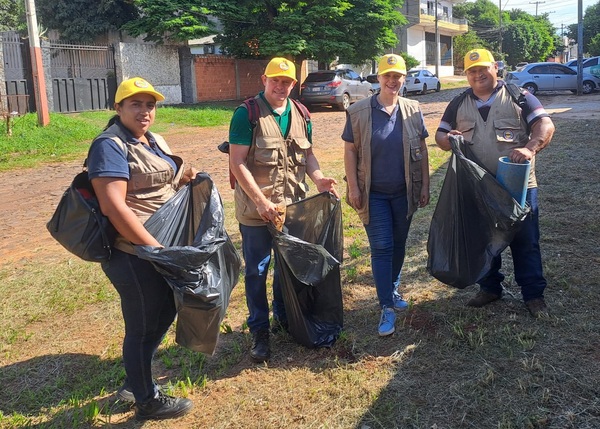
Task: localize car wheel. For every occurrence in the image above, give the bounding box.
[337,93,351,110]
[435,82,441,92]
[524,83,537,95]
[582,80,594,94]
[401,86,408,97]
[368,89,374,97]
[421,84,428,95]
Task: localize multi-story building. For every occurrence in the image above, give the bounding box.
[395,0,469,76]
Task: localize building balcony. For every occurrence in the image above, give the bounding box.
[418,10,468,34]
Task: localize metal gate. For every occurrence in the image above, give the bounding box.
[49,42,117,112]
[1,31,34,115]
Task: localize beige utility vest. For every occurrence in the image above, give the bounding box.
[456,86,537,188]
[234,97,311,226]
[346,96,425,225]
[94,124,184,254]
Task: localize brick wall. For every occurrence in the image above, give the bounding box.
[194,56,269,102]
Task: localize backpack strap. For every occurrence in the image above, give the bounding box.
[243,97,261,128]
[504,82,527,109]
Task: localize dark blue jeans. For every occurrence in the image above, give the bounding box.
[478,188,547,302]
[364,191,413,309]
[101,248,176,403]
[239,224,285,333]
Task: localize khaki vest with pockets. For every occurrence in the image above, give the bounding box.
[346,96,425,225]
[456,86,536,188]
[234,97,312,226]
[94,123,184,254]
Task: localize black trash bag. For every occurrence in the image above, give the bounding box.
[427,135,530,289]
[270,192,344,348]
[135,173,241,355]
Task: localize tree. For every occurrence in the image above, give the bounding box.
[502,13,556,65]
[122,0,216,43]
[452,31,483,70]
[567,1,600,55]
[35,0,138,42]
[0,0,26,33]
[589,33,600,56]
[205,0,405,69]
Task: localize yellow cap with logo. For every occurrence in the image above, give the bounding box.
[115,77,165,103]
[377,54,407,76]
[464,49,495,71]
[264,57,297,82]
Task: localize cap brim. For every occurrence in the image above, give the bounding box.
[465,62,494,71]
[378,69,407,76]
[265,73,297,82]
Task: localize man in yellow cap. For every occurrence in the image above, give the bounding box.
[343,53,430,336]
[228,57,339,362]
[434,48,555,317]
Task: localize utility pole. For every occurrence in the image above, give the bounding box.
[435,0,440,77]
[577,0,583,95]
[25,0,50,126]
[499,0,502,55]
[529,1,545,17]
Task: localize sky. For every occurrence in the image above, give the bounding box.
[501,0,597,32]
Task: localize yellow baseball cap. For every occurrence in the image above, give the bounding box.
[115,77,165,103]
[464,49,495,71]
[377,54,407,76]
[264,57,297,82]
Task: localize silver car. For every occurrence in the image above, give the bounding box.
[299,69,372,110]
[402,69,441,96]
[505,62,600,95]
[566,56,600,78]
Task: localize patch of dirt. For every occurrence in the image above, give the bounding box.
[1,88,594,267]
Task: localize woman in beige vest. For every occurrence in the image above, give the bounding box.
[343,55,430,337]
[88,77,196,421]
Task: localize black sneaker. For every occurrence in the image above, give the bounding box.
[116,384,135,403]
[117,380,163,403]
[250,329,271,363]
[135,391,193,421]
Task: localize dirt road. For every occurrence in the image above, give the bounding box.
[1,87,596,266]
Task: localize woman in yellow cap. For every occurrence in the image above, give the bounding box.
[343,54,430,336]
[87,77,196,420]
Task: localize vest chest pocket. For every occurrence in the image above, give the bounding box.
[494,119,522,143]
[254,136,281,166]
[129,170,173,199]
[456,119,476,143]
[289,137,311,166]
[410,138,423,162]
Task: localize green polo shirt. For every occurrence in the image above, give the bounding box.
[228,92,312,146]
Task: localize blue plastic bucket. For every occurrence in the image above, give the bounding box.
[496,156,531,207]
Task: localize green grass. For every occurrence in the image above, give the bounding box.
[0,104,235,172]
[1,110,599,428]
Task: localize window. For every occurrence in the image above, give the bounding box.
[425,33,452,66]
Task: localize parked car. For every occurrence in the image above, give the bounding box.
[497,60,506,78]
[366,74,380,93]
[299,69,372,110]
[566,56,600,77]
[505,62,600,95]
[515,62,529,70]
[401,69,441,96]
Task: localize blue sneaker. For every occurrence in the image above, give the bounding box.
[393,293,409,310]
[378,307,396,336]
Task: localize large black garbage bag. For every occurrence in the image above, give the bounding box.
[270,192,344,348]
[427,135,530,288]
[135,173,241,355]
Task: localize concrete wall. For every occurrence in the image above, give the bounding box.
[116,42,182,104]
[194,56,269,102]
